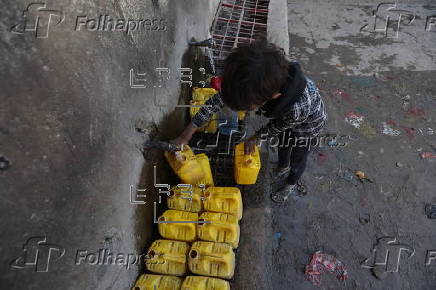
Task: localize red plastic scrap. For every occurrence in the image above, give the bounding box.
[421,152,436,159]
[407,107,425,117]
[400,126,415,139]
[210,76,222,91]
[305,251,348,286]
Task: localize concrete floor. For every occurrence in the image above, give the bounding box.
[232,1,436,289]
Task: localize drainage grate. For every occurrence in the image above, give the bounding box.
[211,0,270,74]
[191,129,245,186]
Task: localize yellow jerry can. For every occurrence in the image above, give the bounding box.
[164,145,205,185]
[167,185,204,213]
[188,241,235,280]
[202,187,243,220]
[203,118,218,134]
[192,87,218,102]
[132,274,182,290]
[181,276,230,290]
[146,239,189,276]
[237,111,246,121]
[189,100,218,134]
[158,210,198,242]
[197,212,240,248]
[195,153,214,187]
[234,142,261,184]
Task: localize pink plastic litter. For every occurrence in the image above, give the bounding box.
[305,251,348,286]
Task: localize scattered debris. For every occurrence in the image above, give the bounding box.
[400,126,415,139]
[381,122,401,136]
[425,204,436,219]
[358,122,377,139]
[354,170,373,183]
[345,112,364,128]
[317,153,327,165]
[359,213,370,224]
[407,107,425,117]
[273,232,282,239]
[342,171,354,181]
[0,156,10,171]
[305,251,348,286]
[421,152,436,159]
[402,95,411,110]
[333,88,355,104]
[355,106,366,114]
[350,76,378,88]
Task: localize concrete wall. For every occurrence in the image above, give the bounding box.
[0,0,219,289]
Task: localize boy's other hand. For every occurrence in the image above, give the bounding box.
[244,135,258,155]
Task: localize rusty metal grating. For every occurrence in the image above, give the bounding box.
[211,0,270,74]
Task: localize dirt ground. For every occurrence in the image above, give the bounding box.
[233,1,436,289]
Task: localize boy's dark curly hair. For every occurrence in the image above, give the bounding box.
[220,38,289,111]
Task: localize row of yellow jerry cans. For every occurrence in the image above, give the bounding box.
[165,144,261,186]
[145,239,235,280]
[158,210,240,248]
[189,88,246,134]
[133,274,229,290]
[167,186,243,218]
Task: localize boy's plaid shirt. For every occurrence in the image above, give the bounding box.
[191,77,327,138]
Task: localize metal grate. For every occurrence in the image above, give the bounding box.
[191,129,245,186]
[211,0,270,74]
[191,0,270,186]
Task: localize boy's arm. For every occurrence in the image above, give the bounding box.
[172,92,224,145]
[255,103,311,138]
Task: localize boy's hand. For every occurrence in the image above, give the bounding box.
[170,122,198,146]
[244,135,258,155]
[171,135,190,145]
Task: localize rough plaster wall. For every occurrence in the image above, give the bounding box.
[0,0,219,289]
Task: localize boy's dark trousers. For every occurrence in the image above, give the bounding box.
[277,129,314,185]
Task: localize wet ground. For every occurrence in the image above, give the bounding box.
[233,1,436,289]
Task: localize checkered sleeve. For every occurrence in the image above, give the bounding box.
[191,92,224,128]
[256,98,312,137]
[255,78,326,137]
